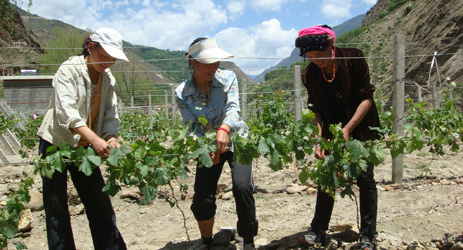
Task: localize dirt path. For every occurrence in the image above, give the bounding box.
[3,150,463,249]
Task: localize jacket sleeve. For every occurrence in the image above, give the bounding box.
[101,81,120,139]
[222,75,249,138]
[354,50,375,100]
[302,66,320,114]
[53,63,87,130]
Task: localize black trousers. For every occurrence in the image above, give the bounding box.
[310,162,377,238]
[39,138,126,250]
[191,151,258,237]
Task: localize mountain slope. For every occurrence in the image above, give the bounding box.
[15,7,254,88]
[0,2,42,73]
[355,0,463,100]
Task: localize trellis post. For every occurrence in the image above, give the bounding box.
[294,65,302,121]
[392,34,405,184]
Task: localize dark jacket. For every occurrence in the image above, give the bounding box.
[302,47,381,141]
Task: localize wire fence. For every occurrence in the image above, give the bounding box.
[1,37,463,122]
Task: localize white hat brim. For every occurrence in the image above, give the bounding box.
[100,43,129,62]
[193,48,233,64]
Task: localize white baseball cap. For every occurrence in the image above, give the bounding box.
[90,27,129,62]
[186,38,233,64]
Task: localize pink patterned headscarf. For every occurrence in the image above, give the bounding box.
[298,25,336,41]
[295,25,336,57]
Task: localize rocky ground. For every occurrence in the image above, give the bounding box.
[1,148,463,250]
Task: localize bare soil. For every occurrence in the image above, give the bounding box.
[2,148,463,250]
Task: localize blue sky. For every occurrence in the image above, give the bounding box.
[18,0,377,75]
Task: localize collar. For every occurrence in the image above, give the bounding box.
[182,69,225,97]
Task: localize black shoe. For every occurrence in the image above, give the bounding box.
[298,230,325,246]
[359,236,377,250]
[201,237,213,249]
[243,242,256,250]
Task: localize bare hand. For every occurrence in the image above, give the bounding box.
[108,139,121,149]
[314,145,326,159]
[342,127,350,142]
[216,126,230,155]
[91,137,111,158]
[210,152,221,165]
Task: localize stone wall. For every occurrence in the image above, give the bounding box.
[1,76,53,116]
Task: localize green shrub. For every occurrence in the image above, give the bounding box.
[404,5,413,15]
[388,0,410,12]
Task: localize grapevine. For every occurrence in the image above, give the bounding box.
[2,92,463,246]
[0,175,33,249]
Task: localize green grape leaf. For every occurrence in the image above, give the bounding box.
[52,151,66,173]
[257,136,270,155]
[58,142,72,159]
[102,180,121,196]
[232,134,257,165]
[79,156,94,176]
[345,140,369,163]
[138,182,157,205]
[87,147,102,166]
[193,146,213,168]
[137,163,149,177]
[154,167,170,185]
[107,147,122,167]
[368,144,386,166]
[298,167,310,184]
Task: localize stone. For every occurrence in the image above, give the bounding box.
[440,180,453,185]
[18,209,33,232]
[384,185,394,191]
[325,238,339,250]
[221,191,233,200]
[213,228,235,246]
[181,191,188,200]
[450,242,463,250]
[69,204,85,216]
[307,187,317,195]
[119,190,141,200]
[330,224,352,232]
[254,237,269,247]
[286,184,307,194]
[25,190,44,212]
[68,191,81,205]
[407,241,425,250]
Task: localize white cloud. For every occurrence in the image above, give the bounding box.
[115,0,130,7]
[23,0,229,50]
[19,0,368,75]
[115,0,228,50]
[216,19,297,75]
[227,1,246,20]
[250,0,288,12]
[362,0,377,6]
[321,0,352,21]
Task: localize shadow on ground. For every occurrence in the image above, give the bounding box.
[159,229,360,250]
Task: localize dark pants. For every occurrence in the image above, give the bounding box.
[190,151,258,237]
[310,162,377,239]
[39,138,126,250]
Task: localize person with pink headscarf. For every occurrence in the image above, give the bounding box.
[295,25,381,250]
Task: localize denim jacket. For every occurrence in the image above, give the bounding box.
[175,69,248,140]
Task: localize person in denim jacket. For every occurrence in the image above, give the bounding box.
[175,38,258,250]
